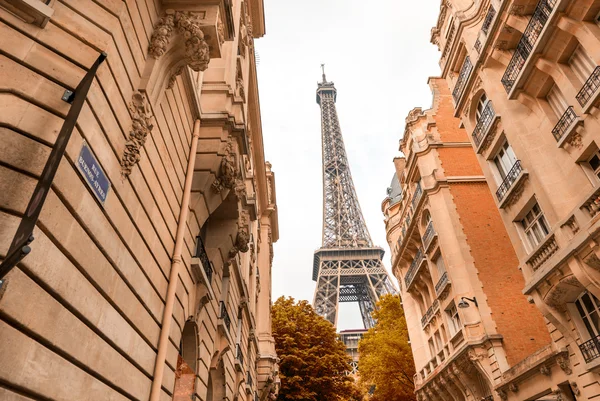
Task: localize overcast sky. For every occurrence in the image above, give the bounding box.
[256,0,442,330]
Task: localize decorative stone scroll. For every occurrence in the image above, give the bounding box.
[236,64,245,101]
[149,10,211,87]
[121,91,154,177]
[584,253,600,272]
[556,353,572,375]
[212,138,238,193]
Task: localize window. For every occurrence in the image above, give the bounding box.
[588,150,600,179]
[576,292,600,338]
[0,0,53,27]
[444,16,454,38]
[493,141,518,182]
[546,84,568,119]
[428,338,436,358]
[435,255,446,277]
[476,93,489,122]
[521,203,550,249]
[569,45,595,85]
[447,304,462,336]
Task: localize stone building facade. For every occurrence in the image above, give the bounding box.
[429,0,600,398]
[0,1,279,401]
[382,78,553,400]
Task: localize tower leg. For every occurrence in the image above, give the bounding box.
[313,274,340,326]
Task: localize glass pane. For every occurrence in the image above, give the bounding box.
[539,217,549,236]
[583,293,595,315]
[590,154,600,171]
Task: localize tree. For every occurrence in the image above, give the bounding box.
[272,296,363,401]
[358,294,416,401]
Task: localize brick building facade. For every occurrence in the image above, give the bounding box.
[382,78,552,400]
[0,0,279,400]
[429,0,600,398]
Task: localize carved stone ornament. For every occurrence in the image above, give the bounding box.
[561,215,580,235]
[540,364,550,376]
[149,10,211,83]
[497,389,508,401]
[212,138,238,193]
[236,64,245,101]
[234,179,247,199]
[503,175,527,208]
[570,382,580,396]
[566,131,583,149]
[468,349,486,361]
[121,91,155,177]
[238,15,248,56]
[509,4,525,15]
[584,253,600,272]
[217,17,225,45]
[556,354,572,375]
[509,383,518,393]
[553,389,564,401]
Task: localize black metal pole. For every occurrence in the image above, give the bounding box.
[0,52,107,281]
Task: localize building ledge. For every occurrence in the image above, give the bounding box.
[495,346,567,392]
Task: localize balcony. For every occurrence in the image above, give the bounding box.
[235,344,244,371]
[496,160,527,208]
[452,56,473,104]
[501,0,556,93]
[576,66,600,112]
[526,234,558,271]
[472,101,498,152]
[421,300,440,329]
[411,182,423,209]
[435,271,450,297]
[246,371,253,393]
[475,6,497,54]
[220,301,231,331]
[552,106,581,147]
[195,235,214,283]
[404,248,425,290]
[422,221,437,251]
[579,334,600,363]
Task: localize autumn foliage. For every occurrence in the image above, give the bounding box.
[271,296,363,401]
[358,294,416,401]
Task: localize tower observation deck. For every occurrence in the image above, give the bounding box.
[312,67,396,328]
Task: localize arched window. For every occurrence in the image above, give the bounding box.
[475,93,489,122]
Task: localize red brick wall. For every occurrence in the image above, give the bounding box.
[449,182,551,365]
[437,147,483,177]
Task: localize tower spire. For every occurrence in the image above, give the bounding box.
[312,73,397,330]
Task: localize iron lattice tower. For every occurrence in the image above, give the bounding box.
[312,67,396,329]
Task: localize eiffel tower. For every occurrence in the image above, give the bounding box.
[312,66,396,329]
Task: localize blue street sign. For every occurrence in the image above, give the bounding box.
[77,141,110,205]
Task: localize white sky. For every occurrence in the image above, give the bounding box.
[256,0,442,330]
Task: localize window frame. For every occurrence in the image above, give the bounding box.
[519,202,550,251]
[446,303,462,337]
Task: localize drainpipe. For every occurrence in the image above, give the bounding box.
[149,117,201,401]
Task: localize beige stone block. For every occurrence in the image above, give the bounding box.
[0,94,62,143]
[0,213,157,375]
[0,269,152,400]
[0,55,70,114]
[0,320,130,401]
[0,387,36,400]
[162,362,176,396]
[154,106,187,185]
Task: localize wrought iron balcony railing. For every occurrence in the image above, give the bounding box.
[195,235,213,283]
[496,161,523,202]
[501,0,556,93]
[579,334,600,363]
[236,344,244,366]
[472,101,495,148]
[452,56,473,102]
[481,6,496,34]
[246,371,253,387]
[411,182,423,210]
[422,221,436,250]
[576,66,600,107]
[474,39,482,54]
[220,301,231,331]
[404,248,424,289]
[435,272,449,296]
[551,106,577,141]
[421,300,440,328]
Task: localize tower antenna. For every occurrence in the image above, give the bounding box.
[321,63,327,83]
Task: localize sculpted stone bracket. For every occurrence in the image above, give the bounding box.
[149,8,220,88]
[121,91,154,177]
[212,137,239,194]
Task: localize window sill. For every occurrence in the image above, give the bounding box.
[556,117,584,149]
[497,169,529,209]
[0,0,54,28]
